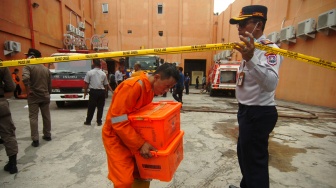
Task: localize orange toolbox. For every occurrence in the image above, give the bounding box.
[135,130,184,182]
[129,101,181,150]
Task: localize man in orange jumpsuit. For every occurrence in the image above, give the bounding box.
[102,63,179,188]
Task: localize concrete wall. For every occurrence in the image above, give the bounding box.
[216,0,336,108]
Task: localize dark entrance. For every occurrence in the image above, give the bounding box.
[106,59,116,76]
[184,59,206,85]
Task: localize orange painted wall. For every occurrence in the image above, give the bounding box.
[216,0,336,108]
[93,0,215,69]
[0,0,94,94]
[1,0,335,108]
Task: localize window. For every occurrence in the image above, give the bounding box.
[158,3,163,14]
[128,30,132,34]
[102,3,108,13]
[158,31,163,36]
[104,30,108,33]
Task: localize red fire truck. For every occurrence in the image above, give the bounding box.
[50,49,108,107]
[208,60,240,97]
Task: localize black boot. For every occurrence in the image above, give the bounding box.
[4,154,18,174]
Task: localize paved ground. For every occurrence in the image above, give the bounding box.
[1,88,336,188]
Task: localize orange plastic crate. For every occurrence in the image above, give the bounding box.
[129,101,181,150]
[135,130,184,182]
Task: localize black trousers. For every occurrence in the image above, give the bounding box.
[172,87,183,102]
[237,104,278,188]
[14,84,21,98]
[86,89,106,124]
[185,85,189,94]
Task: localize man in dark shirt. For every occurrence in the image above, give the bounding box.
[22,48,52,147]
[172,67,184,103]
[0,59,19,174]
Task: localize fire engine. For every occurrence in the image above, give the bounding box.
[208,60,240,97]
[122,55,160,76]
[50,49,108,107]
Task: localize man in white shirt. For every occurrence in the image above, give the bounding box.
[83,59,109,126]
[228,5,283,188]
[115,67,124,85]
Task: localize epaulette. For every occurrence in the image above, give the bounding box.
[260,39,274,45]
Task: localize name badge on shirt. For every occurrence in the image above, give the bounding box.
[237,72,245,86]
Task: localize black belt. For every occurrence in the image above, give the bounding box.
[239,103,274,108]
[90,89,105,91]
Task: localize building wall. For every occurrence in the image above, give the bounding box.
[93,0,215,69]
[1,0,335,108]
[216,0,336,108]
[0,0,94,92]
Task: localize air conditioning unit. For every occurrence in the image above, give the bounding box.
[78,22,85,30]
[75,28,81,36]
[297,18,316,39]
[267,32,279,43]
[280,26,296,44]
[4,41,21,52]
[81,31,85,38]
[222,50,231,58]
[215,54,220,61]
[66,24,75,34]
[219,52,224,60]
[317,8,336,35]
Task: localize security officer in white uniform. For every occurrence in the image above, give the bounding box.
[228,5,283,188]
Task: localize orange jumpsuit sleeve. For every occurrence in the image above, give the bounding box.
[12,73,19,85]
[107,79,146,151]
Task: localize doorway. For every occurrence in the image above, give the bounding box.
[184,59,206,85]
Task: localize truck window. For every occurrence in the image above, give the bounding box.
[126,56,158,71]
[220,71,236,83]
[54,60,92,73]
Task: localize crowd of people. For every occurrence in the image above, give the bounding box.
[1,5,282,188]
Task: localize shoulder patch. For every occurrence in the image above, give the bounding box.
[264,52,277,66]
[260,39,274,45]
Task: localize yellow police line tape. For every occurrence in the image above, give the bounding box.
[0,43,335,71]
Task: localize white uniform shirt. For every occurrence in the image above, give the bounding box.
[84,68,108,90]
[115,70,123,82]
[236,35,283,106]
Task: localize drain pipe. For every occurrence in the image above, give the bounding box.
[27,0,35,48]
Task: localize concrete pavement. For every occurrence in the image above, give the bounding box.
[1,88,335,188]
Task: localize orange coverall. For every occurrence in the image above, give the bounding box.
[12,73,20,85]
[102,73,154,187]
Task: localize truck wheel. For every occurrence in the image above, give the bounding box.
[56,101,65,108]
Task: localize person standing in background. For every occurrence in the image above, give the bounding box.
[0,59,19,174]
[12,68,21,98]
[184,72,190,95]
[228,5,283,188]
[201,75,206,89]
[83,59,109,126]
[195,76,199,89]
[172,67,184,103]
[115,66,124,85]
[109,73,117,92]
[131,63,143,77]
[22,48,52,147]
